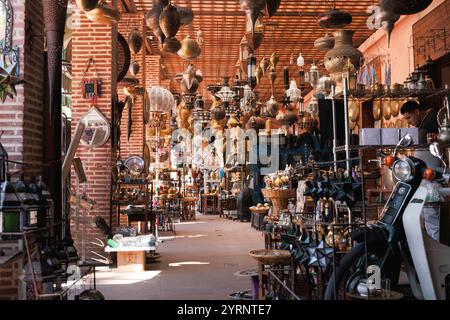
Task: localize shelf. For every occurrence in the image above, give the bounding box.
[112,201,147,206]
[115,180,150,185]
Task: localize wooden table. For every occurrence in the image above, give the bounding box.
[105,246,156,272]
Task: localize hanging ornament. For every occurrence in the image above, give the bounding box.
[128,28,143,54]
[197,30,204,46]
[260,57,270,75]
[162,37,181,53]
[145,0,169,44]
[297,53,305,67]
[178,35,201,60]
[270,52,279,70]
[379,0,432,16]
[0,61,21,103]
[255,66,264,85]
[178,6,195,26]
[290,53,295,65]
[159,2,181,38]
[129,61,140,76]
[286,80,302,107]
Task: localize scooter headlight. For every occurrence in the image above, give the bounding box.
[393,159,414,182]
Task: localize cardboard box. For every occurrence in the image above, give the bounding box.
[381,128,400,145]
[400,128,420,145]
[360,128,381,146]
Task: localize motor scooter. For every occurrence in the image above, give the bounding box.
[324,134,450,300]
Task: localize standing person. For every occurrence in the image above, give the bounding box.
[401,100,439,142]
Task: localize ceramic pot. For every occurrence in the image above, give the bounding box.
[159,3,181,38]
[178,35,201,60]
[85,4,121,24]
[380,0,432,15]
[162,37,181,53]
[178,6,194,26]
[324,30,363,84]
[75,0,99,11]
[318,8,352,29]
[314,33,335,51]
[128,28,143,54]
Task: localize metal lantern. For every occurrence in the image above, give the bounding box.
[342,58,357,91]
[309,62,320,88]
[0,140,8,182]
[286,80,302,108]
[317,75,335,97]
[146,86,175,114]
[216,77,237,117]
[307,96,319,116]
[247,53,257,89]
[0,174,21,237]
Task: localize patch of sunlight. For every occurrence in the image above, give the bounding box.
[168,261,211,267]
[95,270,162,285]
[175,221,207,225]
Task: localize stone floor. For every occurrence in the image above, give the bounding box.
[95,215,263,300]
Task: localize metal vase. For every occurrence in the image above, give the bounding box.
[379,0,433,15]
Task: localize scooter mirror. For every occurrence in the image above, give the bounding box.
[429,142,443,159]
[394,134,413,156]
[430,142,448,174]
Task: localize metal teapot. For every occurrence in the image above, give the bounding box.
[438,98,450,144]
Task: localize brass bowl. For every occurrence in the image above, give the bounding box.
[348,99,359,122]
[373,99,381,121]
[391,100,400,117]
[382,99,391,120]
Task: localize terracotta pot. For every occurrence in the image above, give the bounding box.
[159,3,181,38]
[314,33,335,51]
[162,37,181,53]
[178,6,194,26]
[318,8,352,29]
[75,0,99,11]
[178,35,201,60]
[85,4,121,24]
[128,28,143,54]
[380,0,432,15]
[324,30,363,83]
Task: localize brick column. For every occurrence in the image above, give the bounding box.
[70,2,118,260]
[117,13,145,159]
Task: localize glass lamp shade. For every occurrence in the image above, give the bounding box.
[146,86,175,113]
[247,53,257,89]
[297,53,305,67]
[306,96,319,115]
[215,85,236,103]
[286,80,302,107]
[309,63,320,88]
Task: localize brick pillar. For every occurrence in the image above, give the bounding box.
[117,13,145,159]
[70,2,118,260]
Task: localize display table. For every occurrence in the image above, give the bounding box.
[201,194,219,215]
[105,246,156,272]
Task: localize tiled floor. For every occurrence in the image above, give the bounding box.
[95,215,263,300]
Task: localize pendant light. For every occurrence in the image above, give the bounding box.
[309,61,320,89]
[297,53,306,90]
[247,52,257,89]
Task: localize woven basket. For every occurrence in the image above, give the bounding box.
[262,189,296,215]
[249,249,291,265]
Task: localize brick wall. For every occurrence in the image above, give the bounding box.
[23,0,45,175]
[70,2,118,260]
[0,0,45,177]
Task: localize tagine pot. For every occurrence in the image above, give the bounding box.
[324,30,363,86]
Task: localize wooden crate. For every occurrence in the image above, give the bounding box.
[117,251,146,272]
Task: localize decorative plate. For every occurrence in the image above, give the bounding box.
[124,156,145,175]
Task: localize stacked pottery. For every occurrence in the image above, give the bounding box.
[324,30,363,92]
